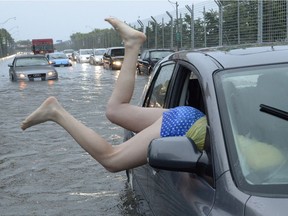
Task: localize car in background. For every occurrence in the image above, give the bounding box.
[89,48,106,65]
[46,52,72,67]
[71,51,78,61]
[125,45,288,215]
[63,49,74,59]
[76,49,93,63]
[137,49,174,75]
[102,47,125,70]
[8,54,58,81]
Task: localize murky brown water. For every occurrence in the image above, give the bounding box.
[0,56,149,215]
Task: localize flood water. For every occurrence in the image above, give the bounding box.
[0,56,149,215]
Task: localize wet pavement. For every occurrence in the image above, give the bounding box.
[0,56,149,215]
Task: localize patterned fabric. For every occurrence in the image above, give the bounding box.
[160,106,205,137]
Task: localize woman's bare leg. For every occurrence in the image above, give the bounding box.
[21,18,165,172]
[21,96,161,172]
[105,17,166,133]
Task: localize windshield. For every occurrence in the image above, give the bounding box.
[150,50,174,60]
[216,64,288,196]
[15,57,49,66]
[94,49,106,55]
[111,48,124,56]
[50,53,67,59]
[80,50,93,55]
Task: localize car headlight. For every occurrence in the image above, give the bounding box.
[113,61,122,66]
[17,73,26,79]
[47,71,56,76]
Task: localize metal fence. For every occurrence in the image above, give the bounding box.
[129,0,288,51]
[2,0,288,57]
[67,0,288,51]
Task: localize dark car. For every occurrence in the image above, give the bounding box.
[8,54,58,81]
[102,47,125,70]
[137,49,174,75]
[46,52,72,67]
[125,45,288,215]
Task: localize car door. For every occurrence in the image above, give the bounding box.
[137,60,215,215]
[138,50,149,75]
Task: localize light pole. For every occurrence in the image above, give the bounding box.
[8,26,19,32]
[85,25,94,48]
[0,17,16,26]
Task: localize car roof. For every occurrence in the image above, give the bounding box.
[15,54,47,59]
[107,47,124,49]
[173,45,288,71]
[146,48,175,52]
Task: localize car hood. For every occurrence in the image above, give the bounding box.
[94,55,103,58]
[245,195,288,215]
[111,56,124,60]
[14,65,55,73]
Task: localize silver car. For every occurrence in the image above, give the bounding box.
[8,55,58,81]
[125,45,288,215]
[89,48,106,65]
[76,49,93,63]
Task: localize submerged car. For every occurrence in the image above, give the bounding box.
[63,49,74,59]
[46,52,72,67]
[8,55,58,81]
[102,47,125,70]
[137,48,175,75]
[76,49,93,63]
[89,48,106,65]
[125,45,288,215]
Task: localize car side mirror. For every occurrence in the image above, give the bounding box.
[8,64,13,67]
[147,136,202,172]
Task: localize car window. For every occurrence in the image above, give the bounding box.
[150,51,174,60]
[146,63,175,108]
[216,64,288,194]
[80,50,93,55]
[15,57,49,66]
[94,49,106,55]
[111,48,125,57]
[140,51,148,59]
[50,53,67,59]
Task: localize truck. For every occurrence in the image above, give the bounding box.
[31,38,54,55]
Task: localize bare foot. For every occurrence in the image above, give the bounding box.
[21,96,61,130]
[105,17,146,49]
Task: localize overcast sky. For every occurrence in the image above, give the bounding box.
[0,0,208,42]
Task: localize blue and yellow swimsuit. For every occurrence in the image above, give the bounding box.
[160,106,205,137]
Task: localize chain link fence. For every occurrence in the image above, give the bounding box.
[129,0,288,51]
[2,0,288,57]
[67,0,288,51]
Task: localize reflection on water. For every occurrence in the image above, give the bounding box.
[0,58,148,215]
[18,81,27,90]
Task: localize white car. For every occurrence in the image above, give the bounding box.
[76,49,93,63]
[89,48,106,65]
[63,49,74,59]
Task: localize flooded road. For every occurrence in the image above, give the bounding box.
[0,56,149,215]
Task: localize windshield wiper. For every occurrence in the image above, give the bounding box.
[260,104,288,121]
